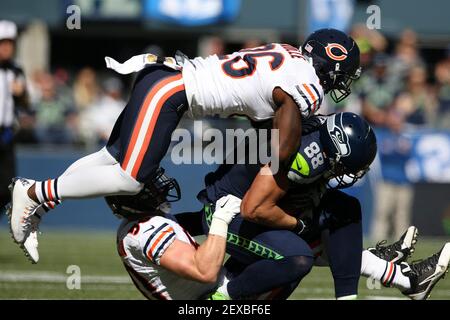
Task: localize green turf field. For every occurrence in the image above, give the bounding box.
[0,229,448,300]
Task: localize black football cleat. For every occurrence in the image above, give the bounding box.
[401,242,450,300]
[368,226,418,264]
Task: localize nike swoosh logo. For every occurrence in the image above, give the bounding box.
[143,226,155,233]
[419,270,441,286]
[296,158,302,169]
[220,198,230,208]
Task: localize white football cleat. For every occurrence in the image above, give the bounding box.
[8,177,40,244]
[23,229,40,264]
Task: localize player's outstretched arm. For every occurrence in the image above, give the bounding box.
[159,195,241,283]
[159,235,226,283]
[241,164,298,230]
[272,87,302,165]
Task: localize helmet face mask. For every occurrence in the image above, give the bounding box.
[327,157,369,189]
[105,167,181,219]
[150,167,181,203]
[328,67,361,103]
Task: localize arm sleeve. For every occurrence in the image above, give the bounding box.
[140,221,177,265]
[281,83,324,118]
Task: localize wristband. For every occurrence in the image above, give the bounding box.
[209,217,229,238]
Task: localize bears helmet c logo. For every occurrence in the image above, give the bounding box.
[325,43,348,61]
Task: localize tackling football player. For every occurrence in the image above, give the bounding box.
[109,168,241,300]
[7,29,361,260]
[103,168,442,300]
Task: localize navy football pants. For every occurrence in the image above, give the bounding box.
[201,202,314,299]
[199,189,362,299]
[107,65,187,183]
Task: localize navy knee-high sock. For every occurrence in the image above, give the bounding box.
[326,221,363,298]
[227,256,313,299]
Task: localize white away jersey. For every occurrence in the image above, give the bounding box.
[182,43,324,121]
[117,215,222,300]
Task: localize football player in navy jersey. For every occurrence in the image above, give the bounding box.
[96,111,448,300]
[198,112,449,300]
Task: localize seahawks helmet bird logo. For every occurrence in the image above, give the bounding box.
[327,114,351,158]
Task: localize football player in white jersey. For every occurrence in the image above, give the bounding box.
[7,28,361,263]
[107,168,241,300]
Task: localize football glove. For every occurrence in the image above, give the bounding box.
[213,194,242,225]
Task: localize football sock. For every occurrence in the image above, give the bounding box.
[337,294,358,300]
[227,256,313,299]
[35,179,60,204]
[215,275,230,298]
[41,200,61,212]
[361,250,411,291]
[326,222,363,299]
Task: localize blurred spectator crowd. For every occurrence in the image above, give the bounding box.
[323,24,450,131]
[16,67,126,148]
[330,25,450,240]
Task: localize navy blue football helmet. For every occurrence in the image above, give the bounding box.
[320,112,377,188]
[301,28,361,103]
[105,167,181,219]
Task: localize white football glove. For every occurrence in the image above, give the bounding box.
[209,194,242,238]
[213,194,242,225]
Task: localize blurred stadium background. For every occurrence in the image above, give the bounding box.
[0,0,449,299]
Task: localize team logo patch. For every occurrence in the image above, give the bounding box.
[325,43,348,61]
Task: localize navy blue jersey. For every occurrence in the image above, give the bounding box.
[287,129,329,184]
[203,126,331,205]
[204,162,260,204]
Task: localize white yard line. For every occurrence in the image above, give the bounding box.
[366,296,408,300]
[0,270,131,284]
[0,283,138,292]
[0,283,137,291]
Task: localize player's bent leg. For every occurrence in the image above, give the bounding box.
[8,164,142,243]
[227,256,313,300]
[60,147,118,177]
[111,66,186,184]
[320,190,363,299]
[12,148,121,262]
[218,257,303,300]
[202,205,313,299]
[9,65,186,246]
[45,163,143,199]
[32,147,120,214]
